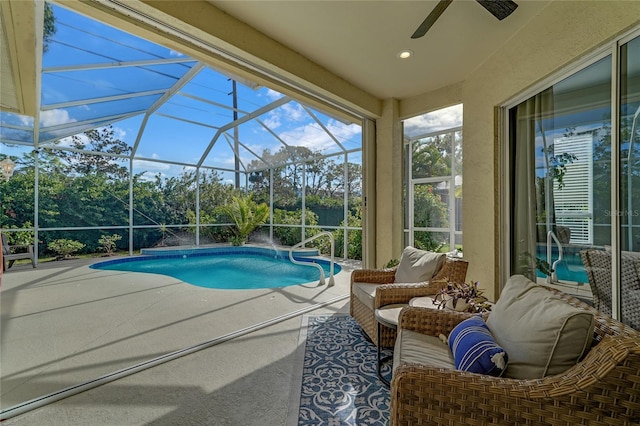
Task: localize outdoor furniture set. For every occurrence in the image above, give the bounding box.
[350,246,640,425]
[350,246,469,347]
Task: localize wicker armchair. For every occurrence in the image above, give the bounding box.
[580,249,640,330]
[390,286,640,426]
[350,257,468,347]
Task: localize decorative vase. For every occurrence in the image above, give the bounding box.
[444,296,470,312]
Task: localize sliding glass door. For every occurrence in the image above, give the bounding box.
[509,57,611,283]
[507,32,640,330]
[619,35,640,328]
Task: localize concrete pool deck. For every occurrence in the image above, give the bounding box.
[1,252,358,425]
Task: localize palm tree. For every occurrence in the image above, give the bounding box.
[222,194,269,245]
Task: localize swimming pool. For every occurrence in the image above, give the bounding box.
[91,246,341,290]
[535,246,588,283]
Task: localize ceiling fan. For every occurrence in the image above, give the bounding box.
[412,0,519,39]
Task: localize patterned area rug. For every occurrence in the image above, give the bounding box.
[288,315,391,426]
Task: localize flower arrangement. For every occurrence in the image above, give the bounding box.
[433,281,492,313]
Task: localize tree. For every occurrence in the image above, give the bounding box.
[413,184,449,252]
[413,184,448,229]
[56,126,131,180]
[247,145,362,208]
[43,3,57,53]
[411,134,454,178]
[221,194,269,245]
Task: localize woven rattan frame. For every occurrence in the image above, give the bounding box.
[349,257,469,347]
[390,286,640,425]
[580,249,640,330]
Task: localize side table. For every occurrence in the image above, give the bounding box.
[409,296,439,309]
[374,303,407,386]
[410,295,494,311]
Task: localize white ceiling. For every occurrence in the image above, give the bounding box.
[211,0,551,100]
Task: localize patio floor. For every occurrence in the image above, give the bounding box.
[1,253,356,425]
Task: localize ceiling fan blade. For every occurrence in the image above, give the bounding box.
[476,0,518,20]
[411,0,454,39]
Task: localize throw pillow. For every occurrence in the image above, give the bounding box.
[394,246,446,283]
[486,275,595,379]
[449,315,508,376]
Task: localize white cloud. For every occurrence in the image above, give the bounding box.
[132,158,173,179]
[134,153,172,170]
[404,104,463,138]
[40,109,77,127]
[262,113,281,130]
[279,123,335,151]
[263,88,284,101]
[281,103,305,121]
[112,126,127,140]
[261,102,307,131]
[18,116,34,126]
[325,120,361,142]
[273,118,362,152]
[169,49,185,57]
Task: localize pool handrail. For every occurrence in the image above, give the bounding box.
[546,229,564,283]
[289,231,335,287]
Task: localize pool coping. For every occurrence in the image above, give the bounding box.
[89,244,340,273]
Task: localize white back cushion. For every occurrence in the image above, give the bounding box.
[486,275,594,379]
[394,246,446,283]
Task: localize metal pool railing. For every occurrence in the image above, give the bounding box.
[288,231,335,287]
[547,230,564,283]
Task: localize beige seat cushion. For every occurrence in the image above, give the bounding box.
[394,246,446,283]
[393,329,455,373]
[352,282,380,310]
[486,275,594,379]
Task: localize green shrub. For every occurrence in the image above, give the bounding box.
[3,222,35,246]
[221,194,269,245]
[98,234,122,255]
[332,207,362,260]
[48,239,85,260]
[273,208,322,247]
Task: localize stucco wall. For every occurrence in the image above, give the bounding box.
[375,99,404,267]
[459,1,640,300]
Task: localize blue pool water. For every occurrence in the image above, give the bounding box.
[535,247,588,283]
[536,261,588,283]
[91,247,341,290]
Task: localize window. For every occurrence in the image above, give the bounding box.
[404,105,463,253]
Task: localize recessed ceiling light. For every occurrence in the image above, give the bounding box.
[397,50,413,59]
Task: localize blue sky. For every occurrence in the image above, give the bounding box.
[0,3,462,184]
[0,4,363,183]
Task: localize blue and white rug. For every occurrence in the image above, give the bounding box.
[288,315,391,426]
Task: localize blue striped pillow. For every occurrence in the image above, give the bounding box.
[449,316,508,376]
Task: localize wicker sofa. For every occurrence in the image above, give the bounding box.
[390,276,640,426]
[350,249,468,347]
